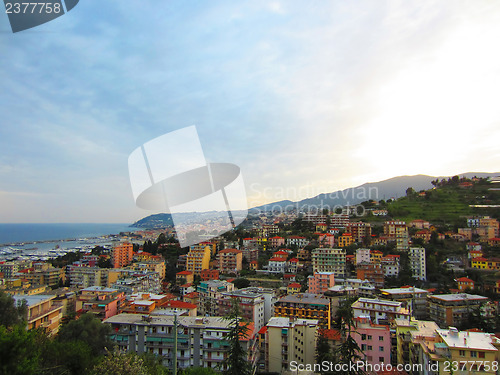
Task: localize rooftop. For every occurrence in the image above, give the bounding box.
[380,287,429,295]
[437,328,498,351]
[267,316,319,328]
[278,293,329,305]
[429,293,488,302]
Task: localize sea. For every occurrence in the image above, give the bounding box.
[0,223,141,261]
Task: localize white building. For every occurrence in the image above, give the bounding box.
[409,247,426,281]
[356,248,371,264]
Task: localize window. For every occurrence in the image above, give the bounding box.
[478,352,485,358]
[367,335,372,340]
[368,345,372,350]
[379,336,384,341]
[379,357,384,363]
[361,334,366,340]
[361,344,366,350]
[379,346,384,352]
[459,350,465,357]
[470,351,477,358]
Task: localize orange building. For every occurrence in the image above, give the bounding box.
[112,242,134,268]
[456,277,475,291]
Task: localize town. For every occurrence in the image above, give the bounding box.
[1,175,500,375]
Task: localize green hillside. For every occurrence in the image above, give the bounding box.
[387,177,500,226]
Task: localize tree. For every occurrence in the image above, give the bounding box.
[221,299,251,375]
[181,367,220,375]
[334,297,365,375]
[57,313,113,356]
[232,278,250,289]
[90,348,148,375]
[0,291,27,327]
[0,324,41,375]
[316,330,334,375]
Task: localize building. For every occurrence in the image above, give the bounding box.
[0,262,19,278]
[78,286,125,320]
[311,248,346,278]
[176,270,194,284]
[274,293,331,329]
[346,222,372,243]
[356,248,371,264]
[133,260,166,280]
[381,255,400,277]
[394,318,439,366]
[267,257,286,274]
[197,280,235,316]
[330,214,350,228]
[218,249,243,274]
[239,287,278,324]
[218,289,266,333]
[286,236,309,248]
[409,247,426,281]
[337,233,354,247]
[356,263,385,289]
[351,297,411,325]
[112,242,134,268]
[434,327,500,375]
[287,282,301,294]
[384,221,409,251]
[185,245,211,276]
[352,317,391,365]
[268,236,285,248]
[13,294,63,335]
[379,287,429,320]
[456,277,475,291]
[308,272,335,294]
[200,269,219,281]
[428,293,489,328]
[471,257,500,271]
[22,263,64,288]
[263,317,318,373]
[67,266,112,288]
[105,315,257,371]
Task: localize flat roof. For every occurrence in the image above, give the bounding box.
[13,294,55,306]
[429,293,488,302]
[105,313,232,329]
[437,329,497,351]
[380,287,429,295]
[267,317,319,327]
[278,293,329,305]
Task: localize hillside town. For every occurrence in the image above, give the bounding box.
[1,176,500,374]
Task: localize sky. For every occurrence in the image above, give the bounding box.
[0,0,499,223]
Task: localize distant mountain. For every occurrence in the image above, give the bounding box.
[132,172,500,226]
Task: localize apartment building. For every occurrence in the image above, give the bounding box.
[384,221,409,251]
[311,248,346,278]
[77,286,125,320]
[307,272,335,294]
[14,294,63,335]
[379,287,429,320]
[352,317,391,365]
[356,248,371,264]
[185,246,211,276]
[274,293,331,329]
[218,248,243,274]
[262,317,318,373]
[394,318,439,366]
[409,247,427,281]
[218,289,266,333]
[105,315,258,371]
[112,242,134,268]
[356,263,385,289]
[381,254,400,277]
[351,297,411,325]
[428,293,489,328]
[346,222,372,243]
[197,280,235,316]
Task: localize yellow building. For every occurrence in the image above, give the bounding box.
[14,294,63,335]
[370,250,383,264]
[434,328,500,375]
[274,293,331,329]
[186,246,211,276]
[471,257,500,270]
[337,233,354,247]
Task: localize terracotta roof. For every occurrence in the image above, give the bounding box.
[288,283,301,288]
[164,300,197,309]
[320,328,341,341]
[176,270,193,275]
[456,277,474,283]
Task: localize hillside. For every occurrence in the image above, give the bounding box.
[387,177,500,226]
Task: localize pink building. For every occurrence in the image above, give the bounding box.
[317,233,336,247]
[351,317,391,365]
[269,236,285,248]
[307,272,335,294]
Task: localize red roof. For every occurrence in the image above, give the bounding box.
[288,283,301,288]
[457,277,474,283]
[258,326,268,335]
[219,248,242,254]
[274,250,288,255]
[177,270,193,276]
[269,257,286,262]
[288,258,299,263]
[270,236,284,239]
[183,292,199,299]
[164,300,197,309]
[320,328,341,341]
[473,257,489,262]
